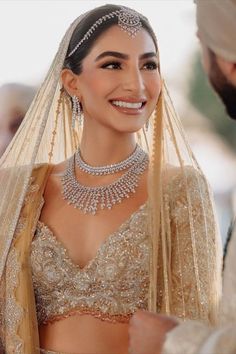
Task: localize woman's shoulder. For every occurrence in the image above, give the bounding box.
[32,160,67,177]
[40,160,69,202]
[25,161,68,207]
[163,165,208,195]
[164,165,214,225]
[50,160,68,175]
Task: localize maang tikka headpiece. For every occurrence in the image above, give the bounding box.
[67,6,143,58]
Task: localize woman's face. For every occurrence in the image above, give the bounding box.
[69,25,161,133]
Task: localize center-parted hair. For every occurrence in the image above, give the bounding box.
[63,4,158,75]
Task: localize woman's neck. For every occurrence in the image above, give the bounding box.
[80,127,136,167]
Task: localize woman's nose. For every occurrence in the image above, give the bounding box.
[122,68,145,94]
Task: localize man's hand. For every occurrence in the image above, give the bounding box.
[128,310,179,354]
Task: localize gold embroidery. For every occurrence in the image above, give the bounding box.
[5,247,24,353]
[166,167,217,322]
[31,204,150,324]
[14,216,27,237]
[4,177,41,353]
[44,306,132,324]
[24,177,40,204]
[30,167,218,326]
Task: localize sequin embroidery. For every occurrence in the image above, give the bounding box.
[31,204,150,324]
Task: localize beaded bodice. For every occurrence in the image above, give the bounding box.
[30,203,149,325]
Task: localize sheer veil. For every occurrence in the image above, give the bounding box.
[0,6,222,352]
[0,14,86,279]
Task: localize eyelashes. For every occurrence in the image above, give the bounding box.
[100,60,158,71]
[101,61,122,70]
[143,61,158,70]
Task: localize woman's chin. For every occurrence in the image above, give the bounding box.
[110,121,146,134]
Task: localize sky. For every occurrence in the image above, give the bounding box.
[0,0,198,86]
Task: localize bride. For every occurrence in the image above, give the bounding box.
[0,4,222,354]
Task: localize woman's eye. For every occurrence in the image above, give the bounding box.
[101,62,122,70]
[143,61,158,70]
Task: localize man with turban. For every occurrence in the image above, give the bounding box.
[129,1,236,353]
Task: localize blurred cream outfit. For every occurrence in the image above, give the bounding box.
[163,1,236,353]
[0,6,222,354]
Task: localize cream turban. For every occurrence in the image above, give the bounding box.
[195,0,236,62]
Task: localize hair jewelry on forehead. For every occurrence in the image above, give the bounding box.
[67,7,143,58]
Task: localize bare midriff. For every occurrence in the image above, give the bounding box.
[39,314,130,354]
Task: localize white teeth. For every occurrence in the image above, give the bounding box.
[111,100,143,109]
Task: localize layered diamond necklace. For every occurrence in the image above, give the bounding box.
[61,145,149,215]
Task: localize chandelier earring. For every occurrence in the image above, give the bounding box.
[72,95,82,128]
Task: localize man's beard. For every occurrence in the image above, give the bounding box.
[208,51,236,120]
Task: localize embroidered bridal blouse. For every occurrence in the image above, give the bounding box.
[30,203,149,325]
[29,166,220,327]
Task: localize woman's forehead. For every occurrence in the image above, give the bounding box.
[87,25,157,58]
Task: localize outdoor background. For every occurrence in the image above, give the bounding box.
[0,0,235,242]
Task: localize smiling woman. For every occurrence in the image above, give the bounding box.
[61,25,160,137]
[0,4,222,354]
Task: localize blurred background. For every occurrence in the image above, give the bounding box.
[0,0,235,243]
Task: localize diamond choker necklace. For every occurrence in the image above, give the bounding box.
[75,144,143,175]
[61,146,148,215]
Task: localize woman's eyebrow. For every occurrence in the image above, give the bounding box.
[95,51,128,61]
[95,51,158,61]
[140,52,157,60]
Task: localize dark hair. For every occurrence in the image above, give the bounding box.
[63,4,158,75]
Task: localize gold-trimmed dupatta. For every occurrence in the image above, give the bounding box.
[0,164,51,353]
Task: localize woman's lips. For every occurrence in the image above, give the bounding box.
[109,100,146,115]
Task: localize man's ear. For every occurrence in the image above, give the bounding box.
[216,55,236,85]
[60,69,81,97]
